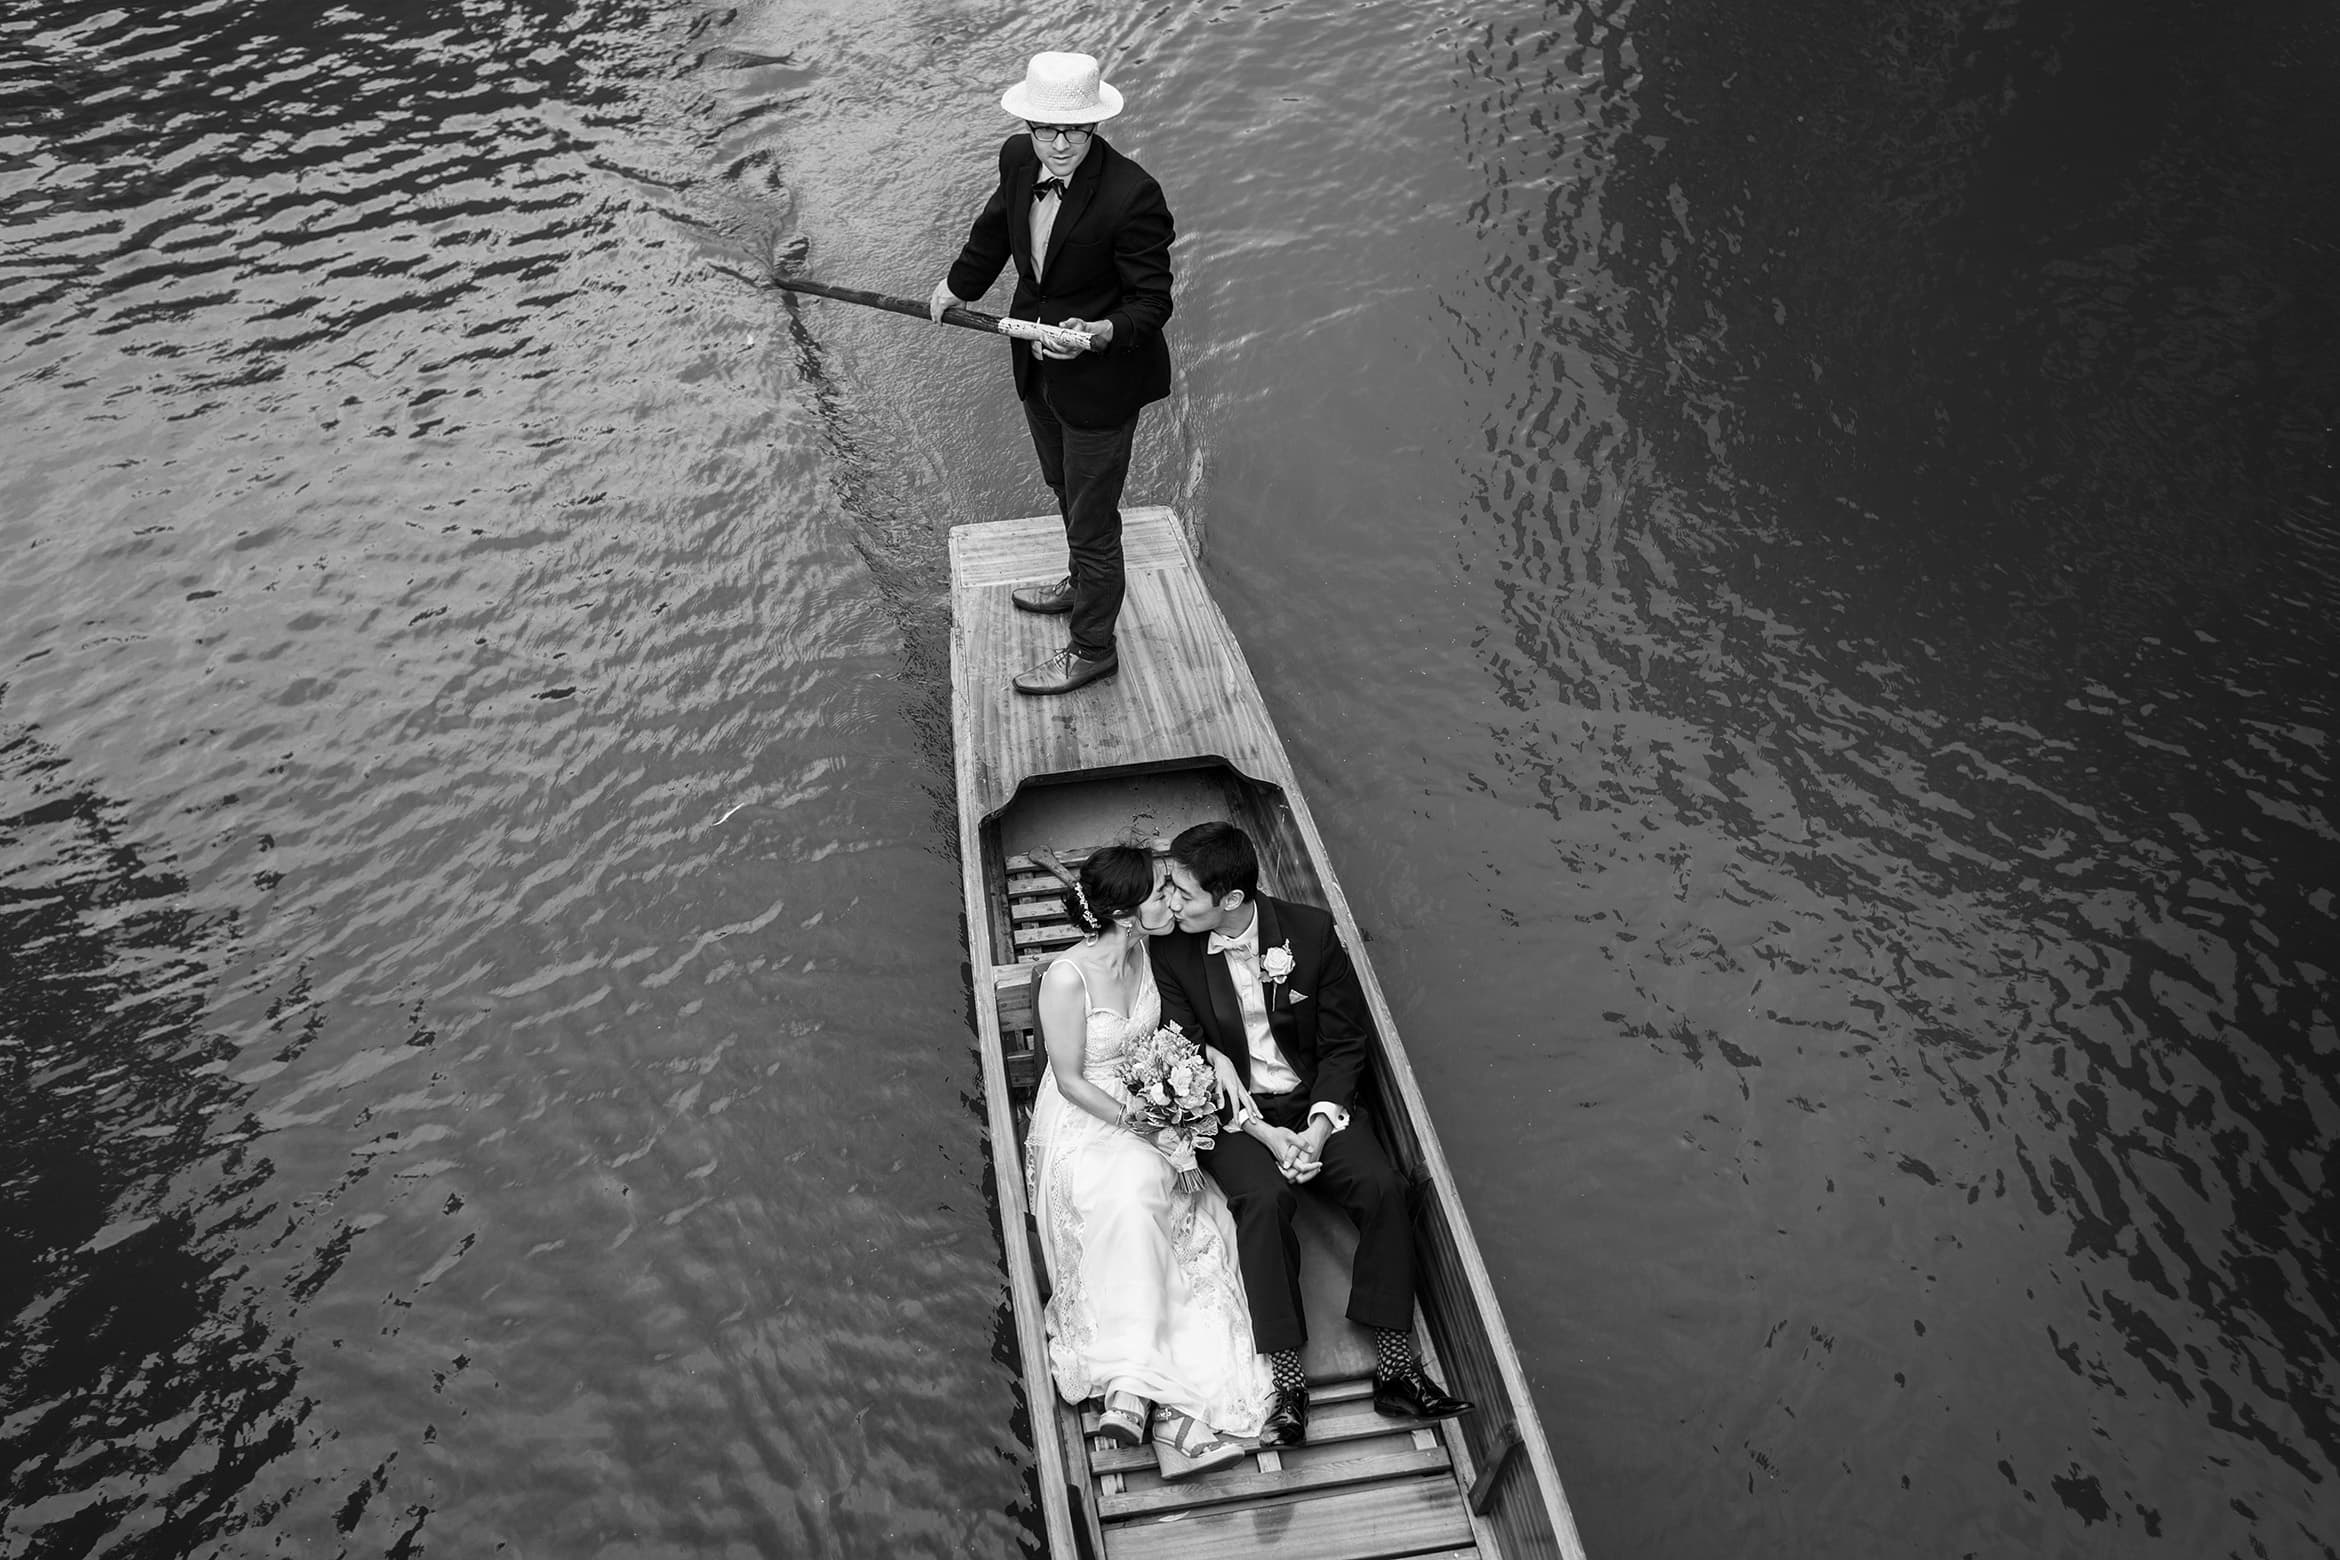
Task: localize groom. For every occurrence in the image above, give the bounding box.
[1150,821,1471,1446]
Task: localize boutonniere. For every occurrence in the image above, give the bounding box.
[1257,940,1296,988]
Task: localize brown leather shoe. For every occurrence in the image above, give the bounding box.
[1013,645,1118,696]
[1011,575,1075,614]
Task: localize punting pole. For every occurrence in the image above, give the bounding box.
[771,277,1094,356]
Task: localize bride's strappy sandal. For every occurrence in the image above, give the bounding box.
[1151,1407,1247,1480]
[1096,1390,1149,1447]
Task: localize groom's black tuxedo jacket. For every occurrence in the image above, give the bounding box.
[944,132,1175,429]
[1150,895,1374,1116]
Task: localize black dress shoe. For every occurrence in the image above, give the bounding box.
[1011,575,1075,614]
[1258,1385,1309,1447]
[1012,645,1119,696]
[1372,1369,1473,1422]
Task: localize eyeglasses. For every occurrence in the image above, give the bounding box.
[1026,122,1095,145]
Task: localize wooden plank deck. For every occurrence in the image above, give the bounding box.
[1109,1477,1479,1560]
[950,508,1587,1560]
[950,507,1295,819]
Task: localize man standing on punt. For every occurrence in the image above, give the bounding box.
[930,51,1176,697]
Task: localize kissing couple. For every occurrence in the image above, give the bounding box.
[1022,820,1470,1478]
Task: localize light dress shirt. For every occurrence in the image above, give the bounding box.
[1208,913,1348,1136]
[1029,147,1087,280]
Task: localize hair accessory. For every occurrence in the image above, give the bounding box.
[1072,879,1097,931]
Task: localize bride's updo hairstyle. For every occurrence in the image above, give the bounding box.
[1074,844,1155,936]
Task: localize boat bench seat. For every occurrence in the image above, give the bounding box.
[995,966,1046,1097]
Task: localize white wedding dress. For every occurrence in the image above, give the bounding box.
[1024,959,1271,1436]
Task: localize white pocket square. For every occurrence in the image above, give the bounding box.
[1288,990,1310,1003]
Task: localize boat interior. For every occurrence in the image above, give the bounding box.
[975,760,1525,1557]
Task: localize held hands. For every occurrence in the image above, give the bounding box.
[1253,1122,1327,1183]
[1296,1117,1333,1182]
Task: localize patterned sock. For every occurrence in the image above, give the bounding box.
[1269,1348,1306,1393]
[1373,1328,1419,1382]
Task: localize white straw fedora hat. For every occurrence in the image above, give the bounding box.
[1000,51,1123,123]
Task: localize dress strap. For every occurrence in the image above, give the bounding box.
[1053,953,1132,1018]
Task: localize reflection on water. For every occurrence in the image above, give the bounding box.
[0,728,300,1554]
[1433,0,2337,1554]
[4,0,2335,1556]
[5,0,1018,1554]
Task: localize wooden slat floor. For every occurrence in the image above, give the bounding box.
[1076,1376,1477,1560]
[949,508,1296,821]
[1108,1475,1477,1560]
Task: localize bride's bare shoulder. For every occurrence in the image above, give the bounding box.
[1039,953,1092,990]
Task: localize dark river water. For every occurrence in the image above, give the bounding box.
[5,1,2335,1556]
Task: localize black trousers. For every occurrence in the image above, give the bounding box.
[1197,1093,1414,1355]
[1021,387,1138,659]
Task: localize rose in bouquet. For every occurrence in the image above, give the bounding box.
[1116,1021,1224,1189]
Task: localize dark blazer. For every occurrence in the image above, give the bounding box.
[944,132,1175,428]
[1150,895,1374,1116]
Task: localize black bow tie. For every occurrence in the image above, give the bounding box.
[1033,177,1067,199]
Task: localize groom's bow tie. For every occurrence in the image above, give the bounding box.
[1207,932,1251,958]
[1033,177,1067,199]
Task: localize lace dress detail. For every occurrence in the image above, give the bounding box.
[1024,960,1270,1436]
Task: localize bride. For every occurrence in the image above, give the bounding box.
[1025,843,1272,1476]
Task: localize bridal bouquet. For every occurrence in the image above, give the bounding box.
[1117,1021,1223,1188]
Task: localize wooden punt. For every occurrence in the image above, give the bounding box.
[952,507,1588,1560]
